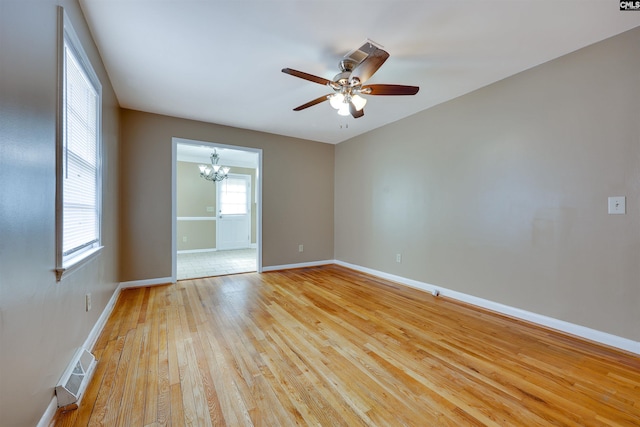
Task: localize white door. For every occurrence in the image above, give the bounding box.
[216,174,251,250]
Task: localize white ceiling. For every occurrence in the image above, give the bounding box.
[176,138,259,168]
[79,1,640,145]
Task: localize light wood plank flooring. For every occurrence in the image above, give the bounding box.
[53,265,640,426]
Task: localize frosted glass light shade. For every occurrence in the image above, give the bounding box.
[329,93,345,109]
[351,94,367,111]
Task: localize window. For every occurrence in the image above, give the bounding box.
[219,176,249,215]
[55,8,102,281]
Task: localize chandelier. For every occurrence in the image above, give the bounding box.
[198,150,230,182]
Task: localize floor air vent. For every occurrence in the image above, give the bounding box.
[55,348,97,408]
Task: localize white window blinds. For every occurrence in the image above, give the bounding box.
[63,47,99,256]
[56,8,102,280]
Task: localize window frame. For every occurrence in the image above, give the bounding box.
[55,7,103,281]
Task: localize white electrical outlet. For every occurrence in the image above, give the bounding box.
[299,244,304,253]
[183,236,188,242]
[396,253,402,263]
[85,293,91,312]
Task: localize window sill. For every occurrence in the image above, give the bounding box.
[55,246,104,282]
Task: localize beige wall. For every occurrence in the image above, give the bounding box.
[176,162,257,251]
[335,27,640,342]
[176,160,217,251]
[176,220,216,251]
[0,1,120,425]
[177,160,217,217]
[120,110,334,281]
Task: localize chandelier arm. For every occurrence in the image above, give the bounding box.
[198,149,229,182]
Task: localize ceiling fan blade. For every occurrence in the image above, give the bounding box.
[282,68,332,86]
[293,94,331,111]
[361,84,419,95]
[349,48,390,85]
[349,102,364,119]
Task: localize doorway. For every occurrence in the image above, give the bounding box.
[171,138,262,281]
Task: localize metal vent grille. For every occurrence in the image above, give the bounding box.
[55,348,97,407]
[344,39,384,63]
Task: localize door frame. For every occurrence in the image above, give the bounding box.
[171,137,263,282]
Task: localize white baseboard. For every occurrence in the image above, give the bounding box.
[178,246,257,254]
[83,282,123,351]
[177,248,216,254]
[119,277,174,289]
[262,259,334,272]
[36,396,58,427]
[335,260,640,355]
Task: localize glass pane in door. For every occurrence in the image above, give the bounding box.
[220,177,248,215]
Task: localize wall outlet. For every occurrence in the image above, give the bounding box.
[85,293,91,312]
[396,253,402,263]
[206,206,214,212]
[299,244,304,253]
[182,236,188,242]
[608,196,626,214]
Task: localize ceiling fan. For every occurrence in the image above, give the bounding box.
[282,41,419,119]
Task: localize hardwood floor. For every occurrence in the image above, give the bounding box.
[52,265,640,426]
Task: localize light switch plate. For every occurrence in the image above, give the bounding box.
[608,196,626,214]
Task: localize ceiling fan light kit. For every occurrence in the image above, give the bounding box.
[282,40,419,119]
[329,93,367,114]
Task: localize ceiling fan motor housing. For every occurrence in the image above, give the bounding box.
[338,58,357,72]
